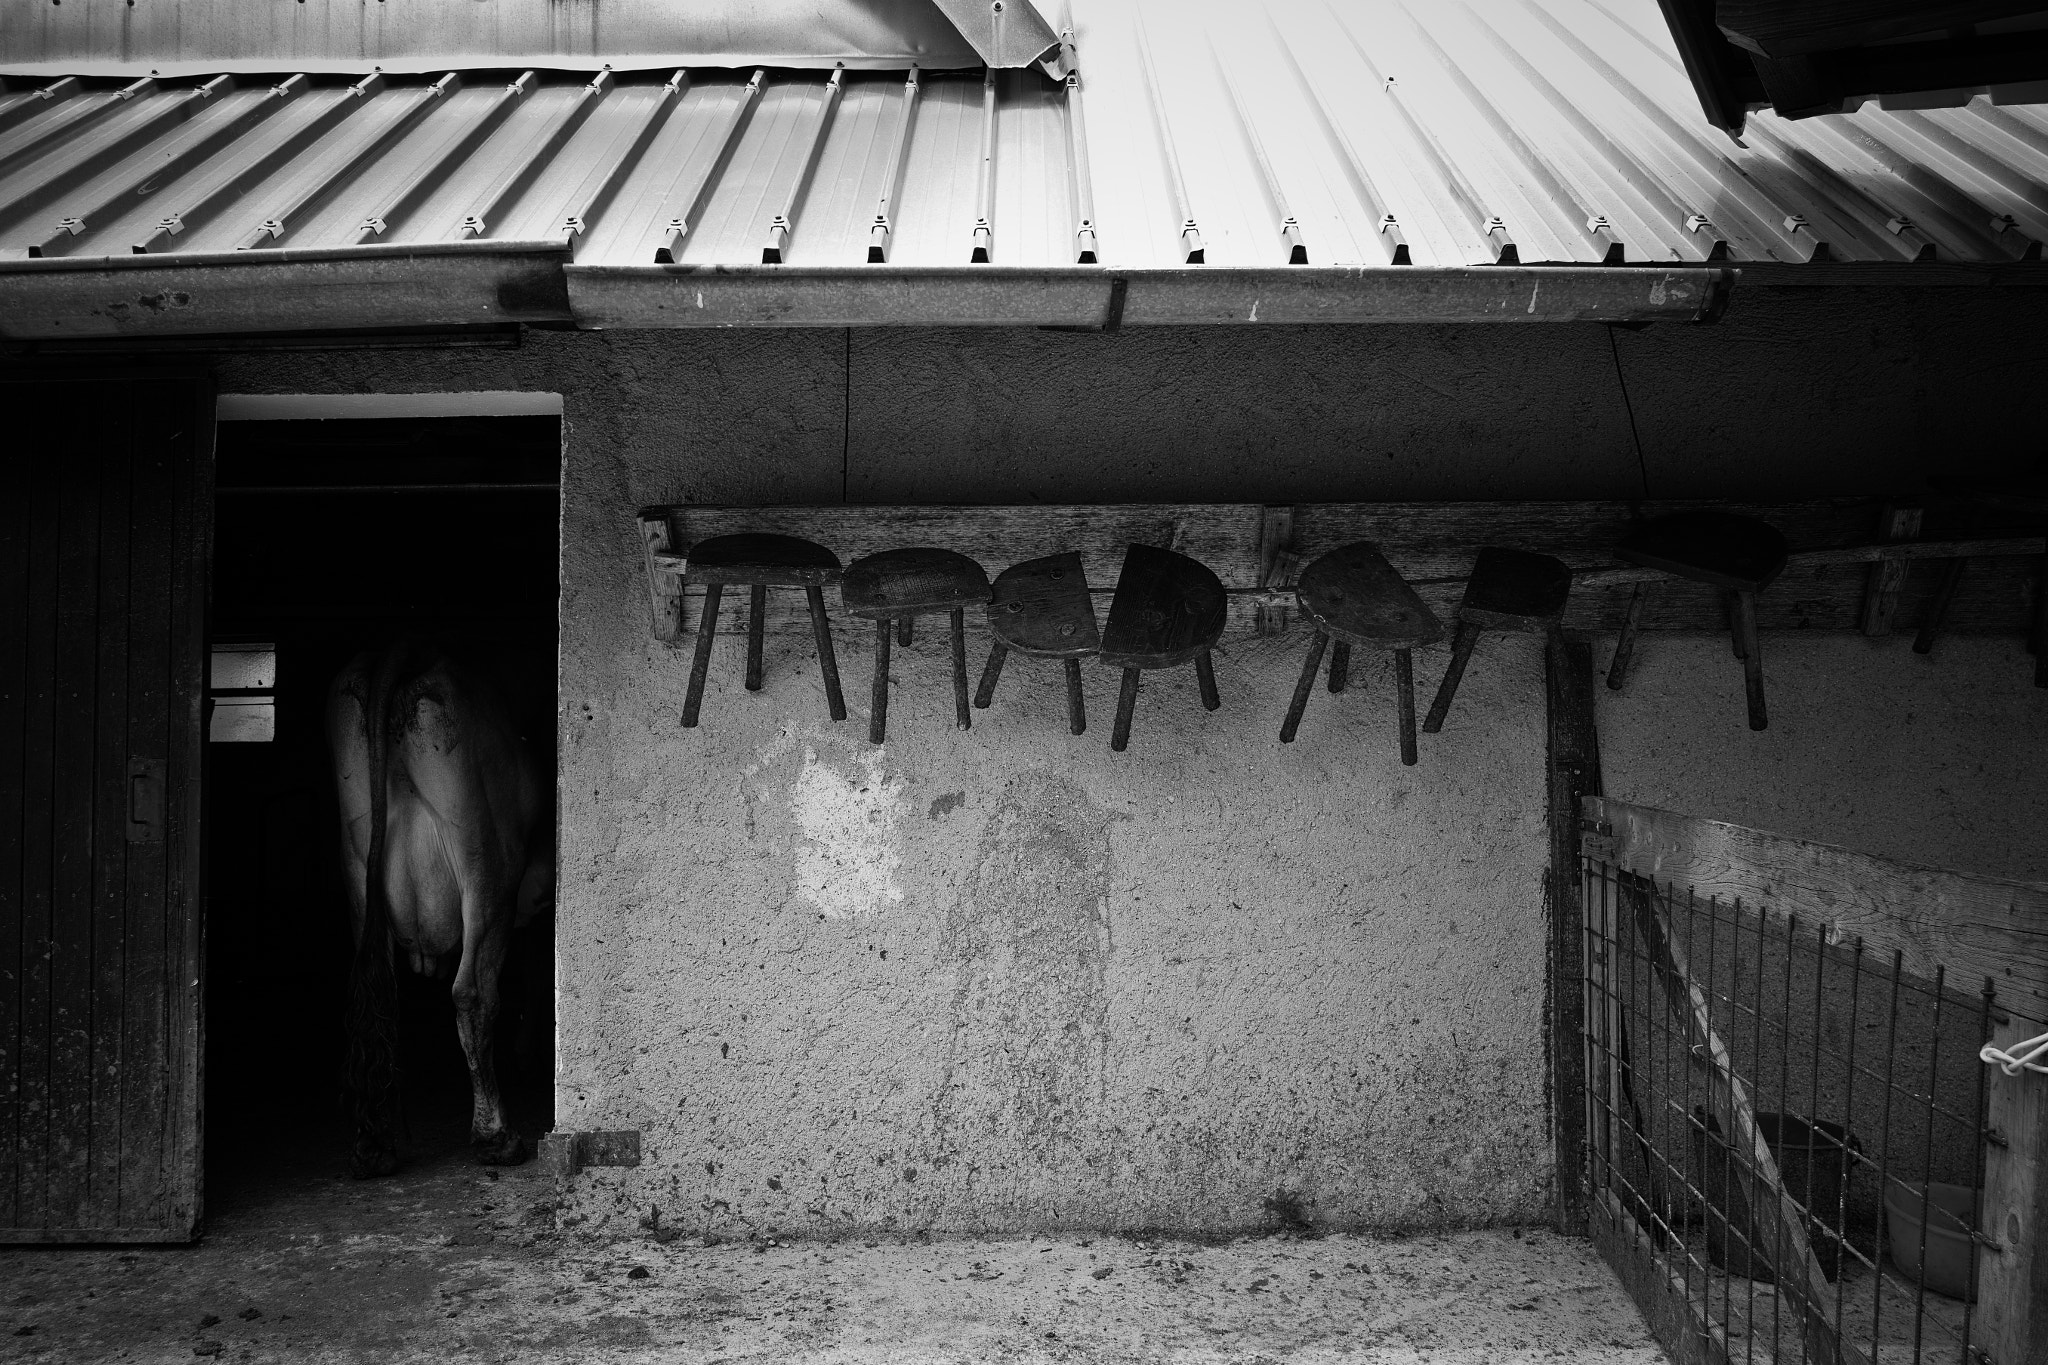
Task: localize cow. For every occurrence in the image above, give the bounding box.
[326,642,553,1177]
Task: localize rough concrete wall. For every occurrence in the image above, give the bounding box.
[193,283,2048,1237]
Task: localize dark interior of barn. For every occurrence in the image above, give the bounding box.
[203,415,561,1191]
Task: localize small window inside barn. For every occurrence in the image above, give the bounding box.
[208,642,276,743]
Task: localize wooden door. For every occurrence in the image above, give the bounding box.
[1,373,213,1242]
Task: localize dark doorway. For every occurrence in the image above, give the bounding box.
[204,413,560,1195]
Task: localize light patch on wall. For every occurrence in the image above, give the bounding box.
[791,746,906,920]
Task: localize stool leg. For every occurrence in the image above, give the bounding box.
[1914,557,1967,655]
[1423,621,1481,735]
[974,642,1007,709]
[1608,583,1650,690]
[1727,590,1747,659]
[897,616,913,648]
[869,618,892,744]
[1110,667,1141,752]
[806,586,846,721]
[951,608,971,729]
[682,583,723,728]
[1328,640,1350,693]
[745,583,768,690]
[1195,650,1221,711]
[1280,631,1328,744]
[1395,647,1418,766]
[1065,658,1086,735]
[1733,589,1767,730]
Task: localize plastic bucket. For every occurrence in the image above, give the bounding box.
[1884,1181,1979,1302]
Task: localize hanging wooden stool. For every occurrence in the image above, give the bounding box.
[974,551,1100,734]
[681,532,846,728]
[1423,547,1573,734]
[1605,510,1788,730]
[1281,541,1443,765]
[1099,544,1227,752]
[840,547,992,743]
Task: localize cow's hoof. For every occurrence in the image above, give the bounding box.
[350,1143,401,1180]
[474,1131,530,1167]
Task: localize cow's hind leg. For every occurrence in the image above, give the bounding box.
[452,910,528,1166]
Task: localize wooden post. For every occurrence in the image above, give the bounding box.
[1545,636,1598,1234]
[1860,502,1923,635]
[1978,1009,2048,1365]
[1254,503,1299,637]
[637,513,684,642]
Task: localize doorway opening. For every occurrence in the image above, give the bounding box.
[203,410,561,1209]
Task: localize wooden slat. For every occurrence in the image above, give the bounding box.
[638,500,2046,640]
[1584,797,2048,1027]
[1546,637,1598,1235]
[1620,873,1854,1365]
[47,422,101,1231]
[1978,1012,2048,1365]
[15,424,61,1232]
[0,390,35,1230]
[161,378,209,1239]
[116,391,176,1233]
[637,513,683,642]
[86,395,132,1229]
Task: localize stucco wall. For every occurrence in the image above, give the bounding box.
[192,283,2048,1236]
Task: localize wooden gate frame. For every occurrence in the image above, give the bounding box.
[1560,792,2048,1365]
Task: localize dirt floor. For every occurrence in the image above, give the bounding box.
[1,1103,1663,1364]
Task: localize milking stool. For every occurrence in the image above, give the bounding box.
[839,548,992,743]
[1099,544,1228,752]
[974,552,1101,734]
[1423,547,1573,733]
[1605,510,1788,730]
[680,532,846,728]
[1281,541,1444,765]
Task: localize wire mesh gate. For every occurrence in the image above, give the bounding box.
[1574,797,2048,1365]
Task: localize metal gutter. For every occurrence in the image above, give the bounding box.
[563,263,1734,328]
[0,239,572,338]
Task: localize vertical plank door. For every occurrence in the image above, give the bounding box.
[1,373,213,1243]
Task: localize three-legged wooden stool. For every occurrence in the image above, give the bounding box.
[840,548,991,743]
[1423,547,1573,734]
[1606,510,1787,730]
[1099,544,1226,752]
[1282,541,1443,765]
[681,533,846,728]
[974,551,1100,734]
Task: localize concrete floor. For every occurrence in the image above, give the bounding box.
[1,1106,1663,1364]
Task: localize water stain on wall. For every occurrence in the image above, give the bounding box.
[930,771,1114,1193]
[789,745,907,921]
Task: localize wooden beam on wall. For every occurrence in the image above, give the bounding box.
[638,499,2047,641]
[1545,636,1599,1236]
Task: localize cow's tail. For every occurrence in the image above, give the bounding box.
[345,643,409,1178]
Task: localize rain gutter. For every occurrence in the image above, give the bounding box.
[0,239,572,339]
[564,264,1736,328]
[0,251,1735,338]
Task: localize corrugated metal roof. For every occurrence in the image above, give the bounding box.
[0,0,2043,337]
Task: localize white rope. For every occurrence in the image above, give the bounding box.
[1981,1032,2048,1076]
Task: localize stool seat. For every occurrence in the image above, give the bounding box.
[841,547,992,743]
[1615,511,1787,591]
[1100,545,1227,750]
[839,547,990,617]
[1424,548,1572,736]
[687,532,842,586]
[1283,542,1441,765]
[679,532,846,729]
[1607,511,1788,729]
[975,552,1099,735]
[1296,541,1445,648]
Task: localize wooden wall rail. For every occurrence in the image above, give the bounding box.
[636,499,2045,643]
[1582,797,2048,1027]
